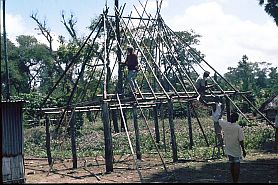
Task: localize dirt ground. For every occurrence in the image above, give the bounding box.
[24,149,278,183]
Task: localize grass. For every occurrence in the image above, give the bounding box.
[23,114,275,161]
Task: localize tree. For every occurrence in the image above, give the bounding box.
[224,55,256,91]
[16,35,53,92]
[268,67,278,94]
[223,55,276,107]
[1,36,31,95]
[258,0,278,26]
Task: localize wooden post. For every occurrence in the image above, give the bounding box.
[111,109,119,133]
[45,114,52,166]
[3,0,11,100]
[115,0,122,94]
[168,99,178,162]
[102,102,113,172]
[187,102,194,149]
[161,103,167,152]
[102,11,113,173]
[115,0,123,96]
[153,105,160,143]
[225,96,231,122]
[113,0,121,133]
[70,111,77,169]
[133,104,141,160]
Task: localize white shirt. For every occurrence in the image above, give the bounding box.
[219,119,244,157]
[212,103,222,122]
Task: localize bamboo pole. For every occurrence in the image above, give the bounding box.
[116,94,143,182]
[187,102,194,149]
[45,114,52,166]
[70,110,77,169]
[2,0,10,100]
[102,102,113,173]
[102,10,114,173]
[133,104,142,160]
[168,99,178,162]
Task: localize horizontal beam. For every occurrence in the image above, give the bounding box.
[39,90,252,114]
[107,15,156,21]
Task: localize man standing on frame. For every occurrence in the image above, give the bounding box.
[122,45,139,96]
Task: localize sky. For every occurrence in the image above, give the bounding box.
[1,0,278,74]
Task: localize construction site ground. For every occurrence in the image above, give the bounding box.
[25,150,278,183]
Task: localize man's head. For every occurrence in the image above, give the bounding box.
[203,71,210,78]
[230,112,239,123]
[127,45,134,54]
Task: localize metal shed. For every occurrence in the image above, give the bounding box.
[1,101,25,183]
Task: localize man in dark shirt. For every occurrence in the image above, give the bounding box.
[195,71,215,106]
[123,45,139,95]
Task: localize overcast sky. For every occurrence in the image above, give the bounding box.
[2,0,278,74]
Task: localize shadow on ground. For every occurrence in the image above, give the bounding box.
[143,157,278,183]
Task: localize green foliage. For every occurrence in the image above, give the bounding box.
[244,126,274,149]
[223,55,277,108]
[24,117,275,161]
[258,0,278,26]
[24,126,47,157]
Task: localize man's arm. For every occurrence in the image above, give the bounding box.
[240,140,246,158]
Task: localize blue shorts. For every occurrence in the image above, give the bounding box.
[228,155,241,163]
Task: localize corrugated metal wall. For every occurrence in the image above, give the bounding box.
[1,101,25,183]
[2,101,24,156]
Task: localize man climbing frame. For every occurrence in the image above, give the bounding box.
[211,96,225,157]
[122,45,139,97]
[195,71,215,106]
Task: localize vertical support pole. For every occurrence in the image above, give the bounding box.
[187,102,194,149]
[133,104,141,160]
[102,102,113,173]
[70,111,77,169]
[111,110,119,133]
[153,20,160,144]
[115,0,123,96]
[45,114,52,166]
[111,1,120,132]
[102,11,113,173]
[153,105,160,143]
[161,103,167,152]
[3,0,10,100]
[168,99,178,162]
[225,96,231,122]
[115,0,122,79]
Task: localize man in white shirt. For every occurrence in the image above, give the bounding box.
[216,112,246,183]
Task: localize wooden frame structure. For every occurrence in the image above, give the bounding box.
[36,0,275,180]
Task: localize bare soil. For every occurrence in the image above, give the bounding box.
[24,150,278,183]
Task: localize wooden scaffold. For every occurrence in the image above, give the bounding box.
[36,0,275,182]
